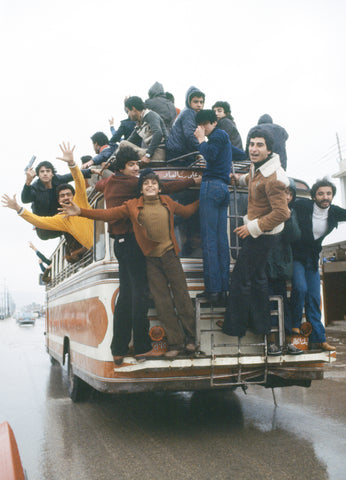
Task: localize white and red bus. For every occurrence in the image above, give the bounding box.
[44,161,336,401]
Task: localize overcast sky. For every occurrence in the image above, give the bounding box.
[0,0,345,308]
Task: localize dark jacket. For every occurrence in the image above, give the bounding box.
[217,116,243,150]
[92,143,117,165]
[266,180,301,279]
[110,119,136,143]
[291,198,346,269]
[145,82,177,132]
[199,127,246,184]
[247,114,289,170]
[166,86,202,160]
[21,169,91,216]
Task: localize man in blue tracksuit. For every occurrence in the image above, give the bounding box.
[194,109,246,305]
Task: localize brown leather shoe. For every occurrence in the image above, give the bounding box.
[320,342,336,351]
[113,355,124,365]
[135,348,163,360]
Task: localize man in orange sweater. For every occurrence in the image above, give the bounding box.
[223,128,290,350]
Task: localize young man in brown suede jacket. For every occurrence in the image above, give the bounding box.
[223,128,290,353]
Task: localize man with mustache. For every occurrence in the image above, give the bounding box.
[290,178,346,351]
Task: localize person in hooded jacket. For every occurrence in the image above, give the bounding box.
[247,114,289,170]
[166,86,205,165]
[145,82,177,132]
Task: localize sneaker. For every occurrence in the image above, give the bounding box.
[286,344,303,355]
[267,343,282,356]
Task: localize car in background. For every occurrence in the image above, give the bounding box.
[16,311,37,326]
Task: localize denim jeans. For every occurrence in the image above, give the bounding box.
[199,179,230,293]
[290,260,325,343]
[111,233,151,356]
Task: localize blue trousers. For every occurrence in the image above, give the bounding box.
[199,179,230,293]
[290,260,325,343]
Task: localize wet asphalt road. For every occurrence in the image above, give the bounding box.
[0,317,345,480]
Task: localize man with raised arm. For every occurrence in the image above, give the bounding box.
[223,128,291,353]
[2,143,94,250]
[193,109,246,306]
[290,178,346,351]
[22,159,93,240]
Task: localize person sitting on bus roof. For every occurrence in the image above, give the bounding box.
[223,128,291,354]
[194,109,246,307]
[289,178,346,351]
[2,142,94,251]
[21,159,93,240]
[212,101,244,150]
[165,92,180,117]
[246,114,289,170]
[81,132,117,168]
[117,96,168,165]
[166,86,205,165]
[92,146,201,365]
[61,169,200,360]
[145,82,177,132]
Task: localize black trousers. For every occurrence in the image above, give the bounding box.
[111,233,151,356]
[223,235,276,337]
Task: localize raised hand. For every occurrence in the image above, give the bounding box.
[25,167,36,185]
[58,200,81,218]
[29,241,37,251]
[1,194,21,212]
[194,125,206,143]
[56,142,76,166]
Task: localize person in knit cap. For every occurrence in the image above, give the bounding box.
[247,114,289,170]
[61,168,200,360]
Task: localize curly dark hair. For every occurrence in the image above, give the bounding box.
[310,178,336,199]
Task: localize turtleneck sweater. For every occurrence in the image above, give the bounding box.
[138,196,173,257]
[312,203,329,240]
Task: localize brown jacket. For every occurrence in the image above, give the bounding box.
[80,195,199,256]
[239,154,290,237]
